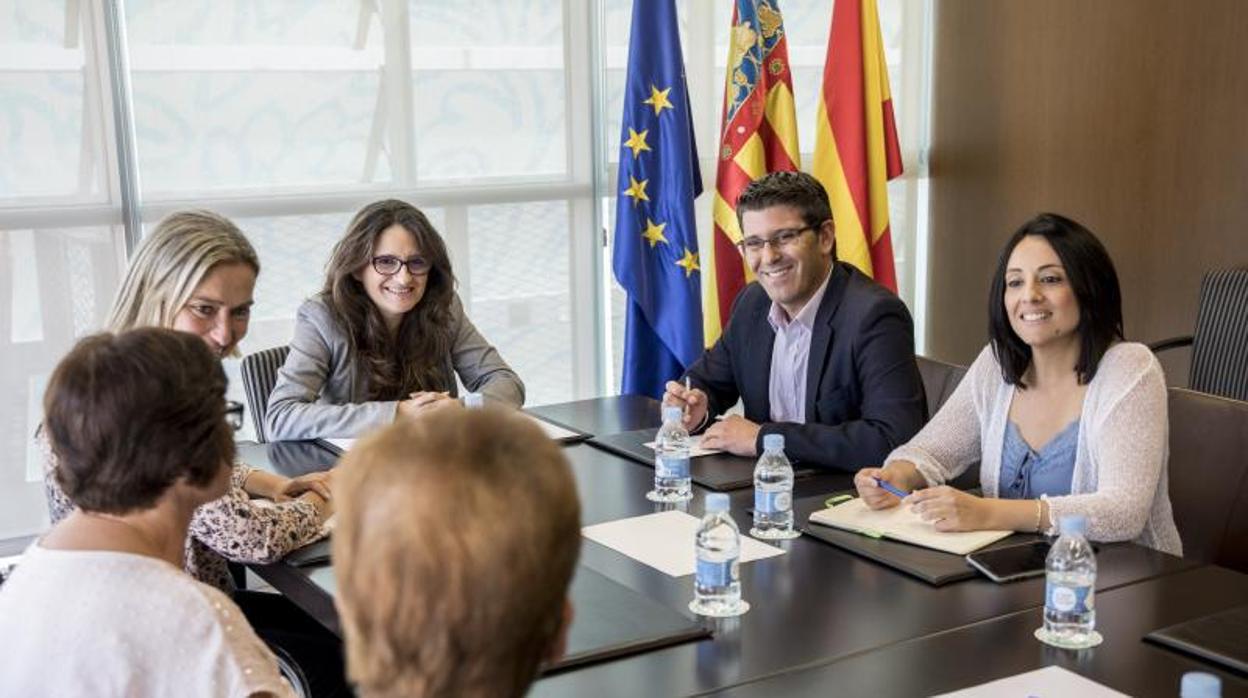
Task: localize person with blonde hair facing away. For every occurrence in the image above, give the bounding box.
[854,213,1180,554]
[1,329,292,697]
[265,199,524,441]
[333,408,580,697]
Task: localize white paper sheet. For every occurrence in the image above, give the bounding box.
[581,510,784,577]
[934,666,1129,697]
[642,435,724,458]
[322,413,578,453]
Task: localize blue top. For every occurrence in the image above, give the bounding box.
[999,418,1080,499]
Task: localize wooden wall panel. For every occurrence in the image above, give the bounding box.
[927,0,1248,380]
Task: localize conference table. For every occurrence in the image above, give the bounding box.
[241,396,1248,698]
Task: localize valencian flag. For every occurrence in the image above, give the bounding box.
[705,0,800,346]
[612,0,703,398]
[812,0,903,292]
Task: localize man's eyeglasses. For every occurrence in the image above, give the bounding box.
[736,226,816,254]
[372,255,431,276]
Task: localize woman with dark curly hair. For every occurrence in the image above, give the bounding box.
[265,199,524,441]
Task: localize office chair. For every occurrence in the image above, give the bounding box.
[916,355,968,416]
[1149,268,1248,402]
[1166,387,1248,573]
[915,355,979,490]
[240,346,290,443]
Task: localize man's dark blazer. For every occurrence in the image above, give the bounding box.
[683,261,927,471]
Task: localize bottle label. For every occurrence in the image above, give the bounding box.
[656,455,690,479]
[754,489,791,514]
[1046,581,1094,614]
[696,557,739,587]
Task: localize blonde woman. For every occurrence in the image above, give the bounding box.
[334,407,577,696]
[42,210,332,590]
[39,212,352,694]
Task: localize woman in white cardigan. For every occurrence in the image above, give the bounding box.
[854,213,1181,555]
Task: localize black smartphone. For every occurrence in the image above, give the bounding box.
[966,541,1052,583]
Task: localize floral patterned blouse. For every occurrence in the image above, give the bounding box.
[38,432,323,592]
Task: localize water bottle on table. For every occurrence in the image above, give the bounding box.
[1183,674,1223,698]
[1036,514,1102,648]
[647,405,692,503]
[750,433,799,540]
[690,493,749,617]
[1181,672,1222,698]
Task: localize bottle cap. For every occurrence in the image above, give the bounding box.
[1058,514,1088,536]
[1180,671,1221,698]
[662,405,684,424]
[763,434,785,452]
[463,392,484,409]
[705,493,729,513]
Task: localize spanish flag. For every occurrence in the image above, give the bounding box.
[705,0,800,346]
[812,0,903,292]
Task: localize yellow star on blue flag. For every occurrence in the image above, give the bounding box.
[611,0,703,398]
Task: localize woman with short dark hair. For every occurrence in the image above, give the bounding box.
[0,329,291,696]
[854,213,1181,554]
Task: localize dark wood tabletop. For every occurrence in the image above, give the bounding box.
[712,565,1248,698]
[238,397,1223,698]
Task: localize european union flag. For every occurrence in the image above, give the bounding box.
[612,0,703,398]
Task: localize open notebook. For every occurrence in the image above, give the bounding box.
[808,498,1012,556]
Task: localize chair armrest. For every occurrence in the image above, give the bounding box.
[1148,335,1193,353]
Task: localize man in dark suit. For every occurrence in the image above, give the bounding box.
[664,171,926,471]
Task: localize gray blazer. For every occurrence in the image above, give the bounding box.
[265,294,525,440]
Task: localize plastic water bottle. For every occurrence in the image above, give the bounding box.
[647,406,692,502]
[1180,672,1222,698]
[1041,514,1099,648]
[462,392,484,409]
[750,434,798,539]
[690,493,748,617]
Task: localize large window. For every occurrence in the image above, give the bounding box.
[0,0,931,538]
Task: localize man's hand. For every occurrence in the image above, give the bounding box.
[700,415,761,457]
[662,380,708,431]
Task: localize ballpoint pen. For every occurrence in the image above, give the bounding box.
[872,476,911,500]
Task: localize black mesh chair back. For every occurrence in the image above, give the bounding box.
[1188,269,1248,401]
[240,346,290,443]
